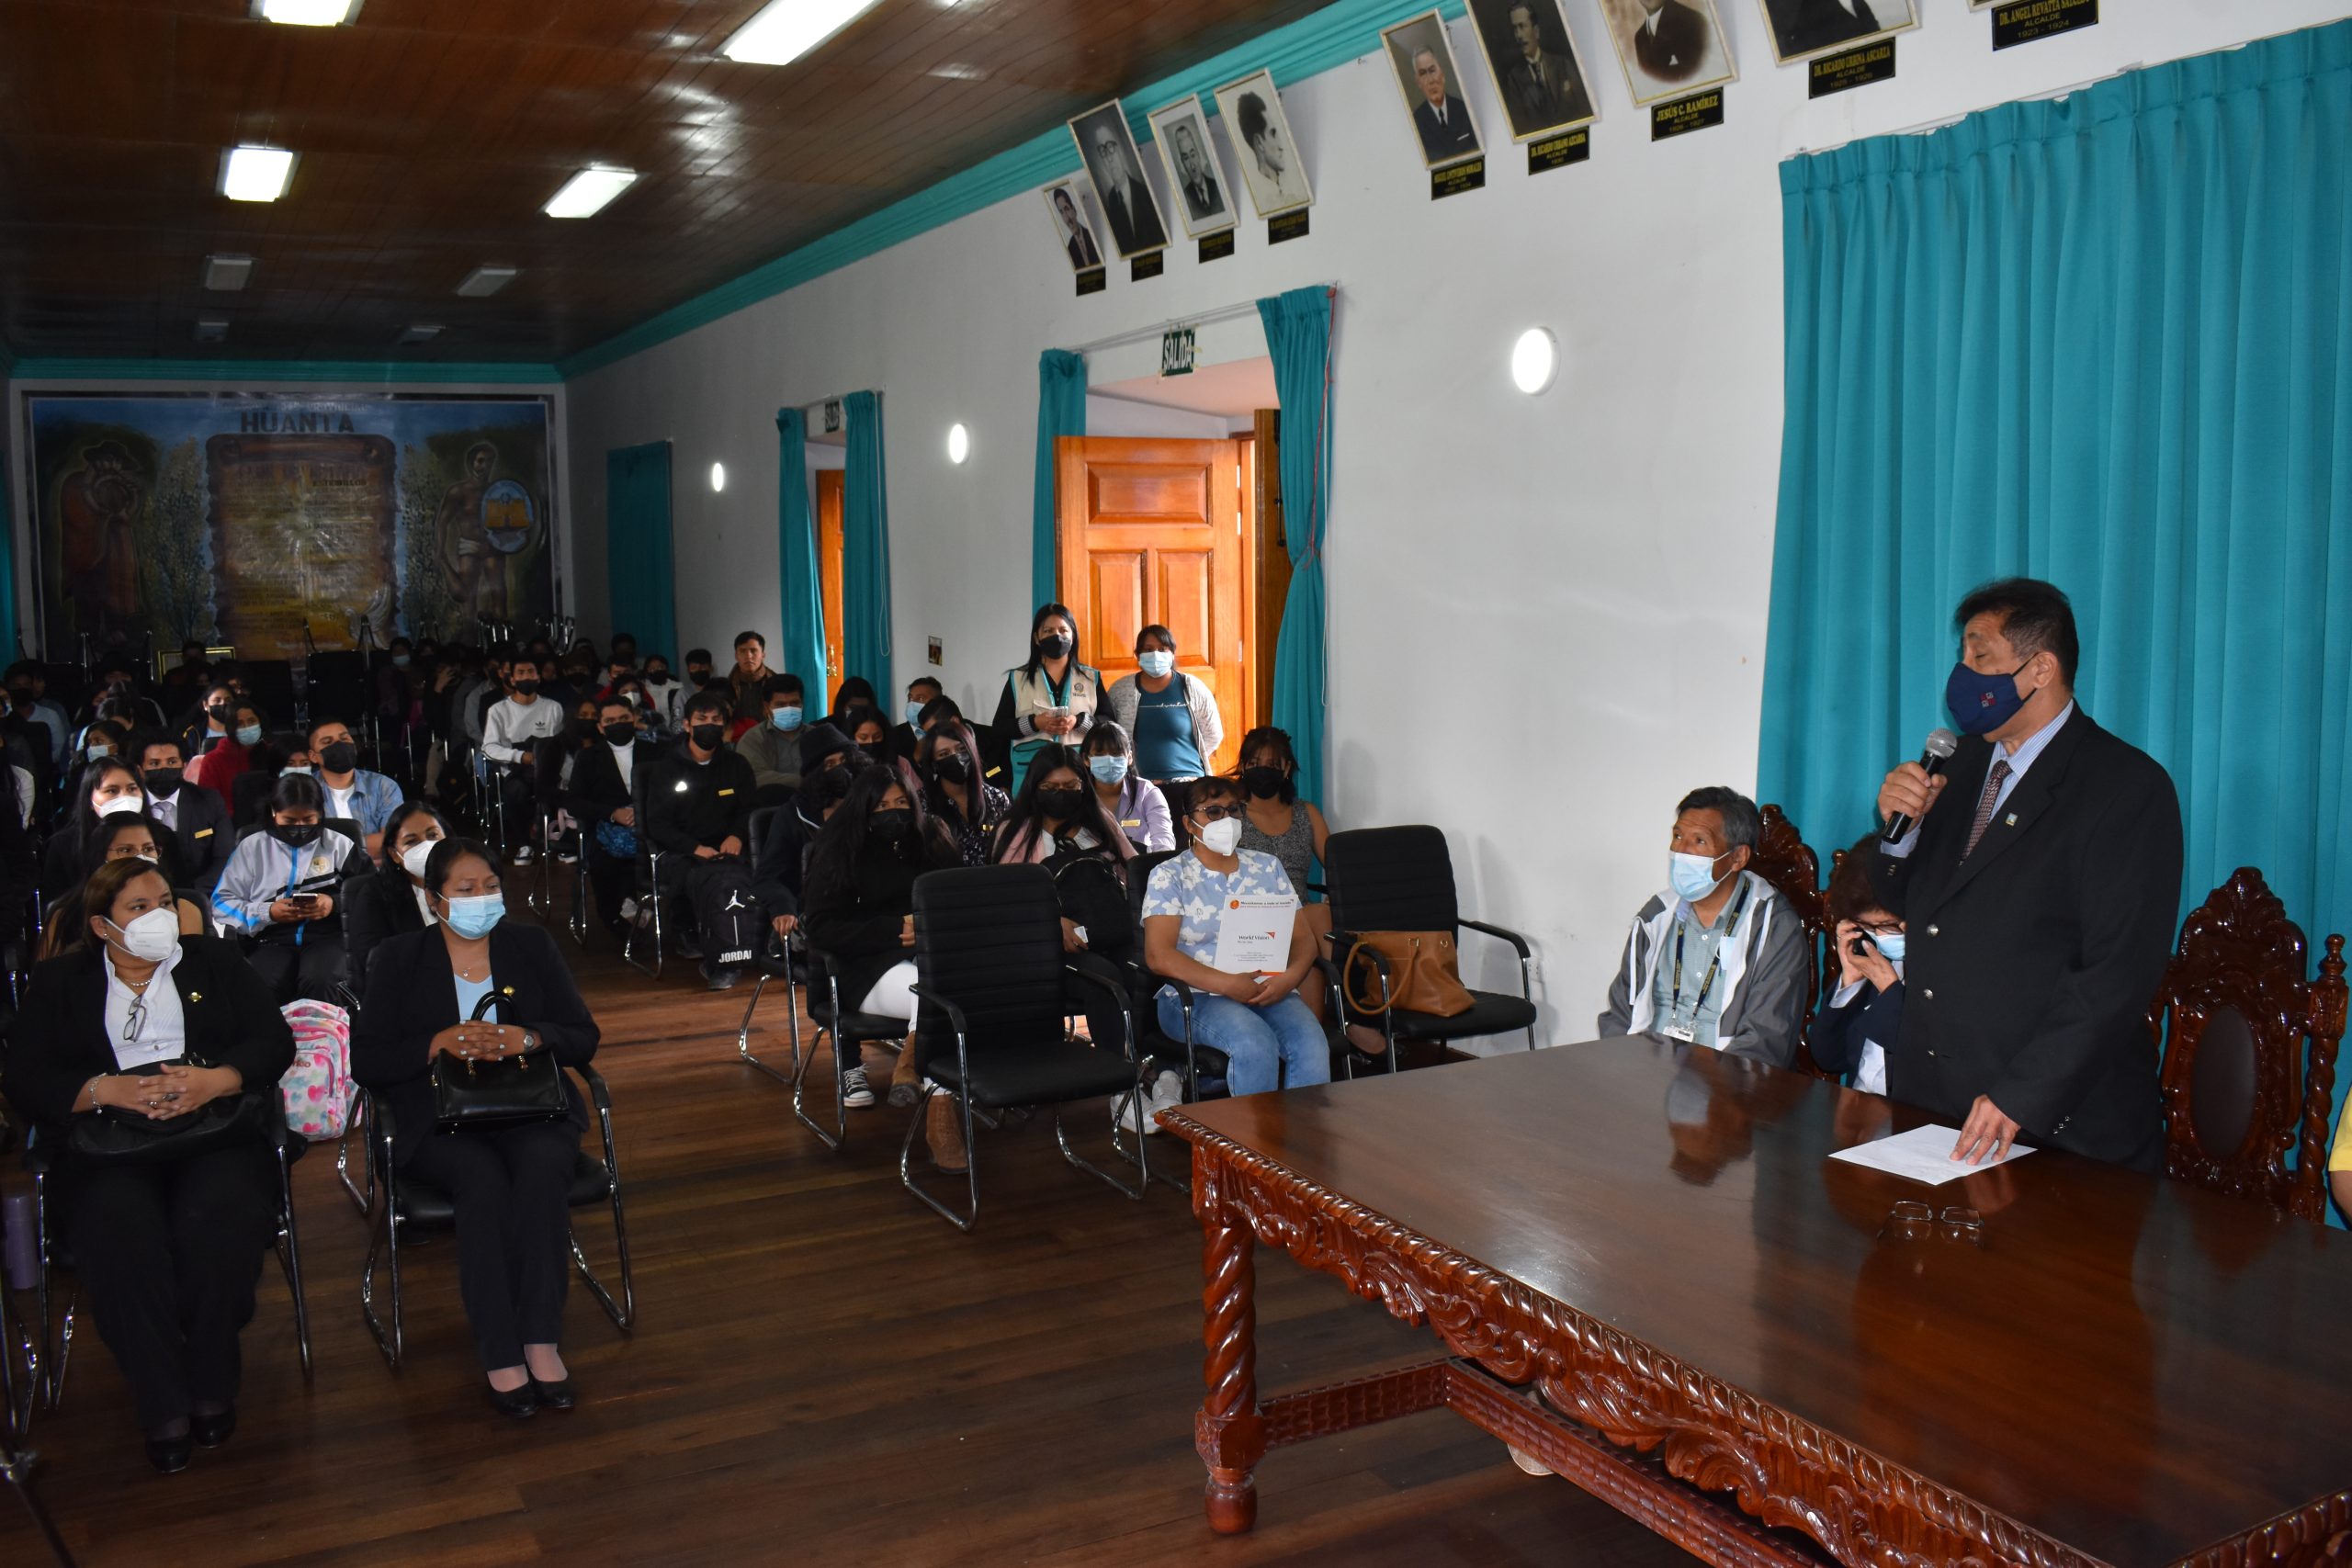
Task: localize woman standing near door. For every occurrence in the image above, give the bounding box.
[989,604,1102,794]
[1102,623,1223,827]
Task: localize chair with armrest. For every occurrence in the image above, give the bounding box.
[1324,825,1538,1062]
[901,864,1150,1231]
[357,1063,634,1368]
[2150,867,2349,1225]
[1749,804,1833,1073]
[792,943,910,1153]
[732,807,800,1084]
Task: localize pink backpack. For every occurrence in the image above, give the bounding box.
[279,999,356,1141]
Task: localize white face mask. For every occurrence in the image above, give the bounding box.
[94,793,145,818]
[1194,817,1244,856]
[400,838,441,880]
[107,906,181,963]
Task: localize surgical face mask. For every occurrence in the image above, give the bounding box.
[94,791,144,818]
[771,705,803,733]
[1871,931,1907,964]
[400,838,441,880]
[235,724,264,746]
[106,907,182,964]
[318,740,357,773]
[85,743,111,762]
[271,820,321,847]
[1088,754,1128,784]
[390,654,412,669]
[1668,850,1730,903]
[1193,816,1244,855]
[281,765,313,777]
[1136,650,1175,679]
[906,700,929,726]
[1945,659,2032,737]
[442,892,504,940]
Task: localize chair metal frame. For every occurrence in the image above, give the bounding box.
[357,1065,635,1370]
[619,763,669,979]
[789,947,908,1151]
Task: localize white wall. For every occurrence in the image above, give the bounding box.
[564,0,2348,1045]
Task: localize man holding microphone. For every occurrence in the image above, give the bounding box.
[1871,579,2181,1171]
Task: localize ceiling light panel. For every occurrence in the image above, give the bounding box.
[544,166,639,218]
[220,144,297,202]
[398,324,444,344]
[195,319,231,342]
[254,0,361,23]
[456,265,519,297]
[722,0,888,67]
[204,254,255,291]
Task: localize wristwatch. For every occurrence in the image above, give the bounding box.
[520,1030,539,1055]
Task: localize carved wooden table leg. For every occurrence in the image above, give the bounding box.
[1194,1153,1266,1534]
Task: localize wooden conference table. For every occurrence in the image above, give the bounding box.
[1160,1037,2352,1568]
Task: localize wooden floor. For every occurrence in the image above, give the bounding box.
[3,899,1704,1567]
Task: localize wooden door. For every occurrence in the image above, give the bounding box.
[817,468,845,704]
[1056,436,1248,773]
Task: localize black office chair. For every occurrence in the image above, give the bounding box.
[357,1066,634,1368]
[21,1114,312,1422]
[902,864,1151,1232]
[733,807,800,1084]
[792,942,911,1153]
[1324,825,1539,1061]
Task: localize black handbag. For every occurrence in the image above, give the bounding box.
[69,1066,277,1166]
[428,988,565,1130]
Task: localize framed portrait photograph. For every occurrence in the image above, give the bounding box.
[1380,10,1485,169]
[1212,70,1314,219]
[1597,0,1738,107]
[1067,99,1170,259]
[1040,178,1107,275]
[1466,0,1600,141]
[1754,0,1917,65]
[1147,96,1237,239]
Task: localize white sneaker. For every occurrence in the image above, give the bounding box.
[513,844,536,864]
[619,897,640,921]
[1143,1070,1185,1130]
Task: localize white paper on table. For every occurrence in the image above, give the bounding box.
[1212,894,1297,975]
[1827,1122,2034,1186]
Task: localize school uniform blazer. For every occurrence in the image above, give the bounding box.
[351,922,599,1167]
[1,937,295,1136]
[1805,978,1905,1080]
[340,870,431,994]
[1870,709,2181,1169]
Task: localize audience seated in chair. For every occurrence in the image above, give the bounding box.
[39,814,208,961]
[912,718,1006,866]
[645,687,765,990]
[1598,786,1806,1066]
[187,698,265,816]
[133,731,233,896]
[1807,834,1907,1093]
[1080,719,1174,853]
[481,656,566,865]
[42,756,152,903]
[0,856,296,1473]
[564,698,656,943]
[749,763,855,952]
[344,802,453,991]
[211,773,371,1004]
[730,673,807,808]
[351,838,600,1417]
[888,675,944,762]
[988,747,1136,1068]
[306,716,406,861]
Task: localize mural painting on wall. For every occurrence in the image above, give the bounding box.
[25,393,555,660]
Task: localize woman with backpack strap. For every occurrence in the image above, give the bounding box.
[1100,623,1223,827]
[989,747,1136,1061]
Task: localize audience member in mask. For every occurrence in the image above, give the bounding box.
[642,689,765,989]
[481,657,567,864]
[307,716,406,860]
[1103,623,1222,826]
[1596,786,1805,1067]
[38,813,208,961]
[913,721,1006,866]
[990,603,1100,793]
[563,698,652,942]
[187,699,266,816]
[727,631,778,735]
[1234,727,1348,1030]
[1080,719,1172,853]
[211,772,370,1003]
[840,705,891,760]
[888,677,944,762]
[987,748,1136,1080]
[750,763,855,947]
[731,674,807,807]
[7,659,71,771]
[1808,835,1909,1094]
[643,655,685,732]
[43,756,151,902]
[342,801,452,987]
[134,733,232,895]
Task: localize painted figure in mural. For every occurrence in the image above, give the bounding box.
[59,442,145,637]
[435,441,509,621]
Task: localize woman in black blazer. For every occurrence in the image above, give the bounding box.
[40,755,151,902]
[341,801,452,991]
[0,855,295,1473]
[351,838,599,1416]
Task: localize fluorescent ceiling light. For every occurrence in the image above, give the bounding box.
[544,165,638,218]
[398,324,444,344]
[194,319,231,343]
[254,0,360,23]
[204,254,255,291]
[220,144,297,202]
[721,0,888,67]
[456,264,518,297]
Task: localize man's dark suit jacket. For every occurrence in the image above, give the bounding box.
[1633,0,1713,83]
[562,741,644,828]
[1096,175,1167,255]
[1499,48,1594,134]
[1179,173,1226,223]
[1776,0,1882,57]
[164,785,233,895]
[1413,95,1480,163]
[1870,709,2182,1170]
[1065,224,1102,270]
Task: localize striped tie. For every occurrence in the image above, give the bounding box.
[1962,760,2011,860]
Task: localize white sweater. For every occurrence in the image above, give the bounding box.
[481,695,565,763]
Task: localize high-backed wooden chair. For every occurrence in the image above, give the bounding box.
[2150,868,2348,1224]
[1748,805,1831,1069]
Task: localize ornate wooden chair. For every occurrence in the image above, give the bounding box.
[1748,805,1833,1072]
[2150,868,2348,1224]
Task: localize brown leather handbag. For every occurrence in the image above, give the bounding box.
[1342,931,1476,1019]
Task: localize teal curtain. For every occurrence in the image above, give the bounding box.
[776,409,830,702]
[0,455,17,660]
[604,442,676,662]
[842,390,894,700]
[1256,285,1334,806]
[1033,350,1088,611]
[1761,21,2352,1183]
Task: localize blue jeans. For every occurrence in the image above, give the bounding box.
[1159,989,1330,1097]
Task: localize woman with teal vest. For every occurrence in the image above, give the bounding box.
[989,604,1102,794]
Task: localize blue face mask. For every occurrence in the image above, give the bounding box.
[281,764,312,777]
[85,743,109,761]
[390,654,412,669]
[443,892,504,939]
[235,724,264,746]
[1668,850,1729,903]
[1945,659,2031,737]
[1871,931,1907,964]
[905,700,927,726]
[1136,650,1175,679]
[771,705,803,733]
[1088,754,1128,784]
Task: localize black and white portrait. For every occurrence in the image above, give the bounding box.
[1755,0,1917,65]
[1041,179,1105,275]
[1067,100,1170,259]
[1467,0,1599,141]
[1147,96,1236,239]
[1381,11,1485,169]
[1598,0,1737,107]
[1212,70,1314,219]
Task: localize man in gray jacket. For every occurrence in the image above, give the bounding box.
[1598,786,1807,1066]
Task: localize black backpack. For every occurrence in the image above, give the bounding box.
[1045,838,1133,959]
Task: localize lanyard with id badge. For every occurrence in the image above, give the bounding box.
[1660,880,1749,1043]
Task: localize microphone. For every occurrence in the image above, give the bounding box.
[1883,728,1959,843]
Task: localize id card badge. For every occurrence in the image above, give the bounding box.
[1661,1024,1697,1043]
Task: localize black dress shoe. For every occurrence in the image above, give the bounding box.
[530,1377,577,1411]
[486,1382,538,1419]
[146,1435,194,1474]
[191,1404,236,1448]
